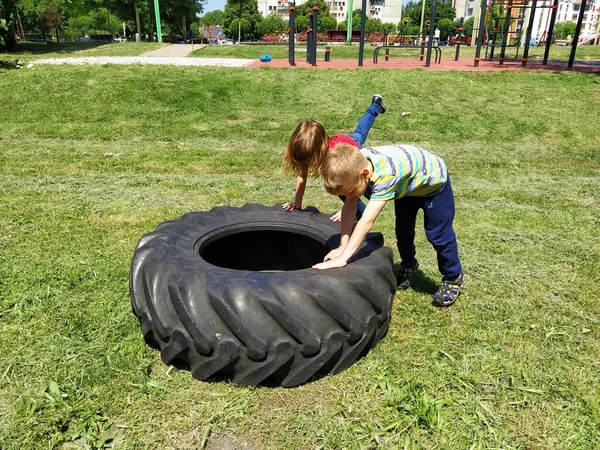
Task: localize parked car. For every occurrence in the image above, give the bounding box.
[219,39,234,45]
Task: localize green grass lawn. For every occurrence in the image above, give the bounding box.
[7,41,168,60]
[191,42,600,62]
[0,64,599,449]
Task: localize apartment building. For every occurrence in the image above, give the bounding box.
[535,0,600,39]
[328,0,350,22]
[257,0,402,24]
[453,0,598,44]
[366,0,403,24]
[452,0,476,19]
[257,0,291,20]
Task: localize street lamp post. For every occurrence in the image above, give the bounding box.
[238,0,243,43]
[346,0,353,45]
[153,0,162,42]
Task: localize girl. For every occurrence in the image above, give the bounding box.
[282,95,386,221]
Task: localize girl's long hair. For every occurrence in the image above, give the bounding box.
[283,120,329,177]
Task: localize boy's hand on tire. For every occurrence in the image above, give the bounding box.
[313,257,347,270]
[323,246,345,261]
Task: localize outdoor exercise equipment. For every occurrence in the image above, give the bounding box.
[454,18,465,61]
[358,0,368,66]
[373,45,442,64]
[473,0,586,68]
[130,204,396,387]
[288,1,296,66]
[287,1,322,67]
[370,0,440,67]
[307,3,319,66]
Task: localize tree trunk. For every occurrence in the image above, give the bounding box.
[135,7,141,40]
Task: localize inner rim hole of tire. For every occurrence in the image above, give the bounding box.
[200,230,330,271]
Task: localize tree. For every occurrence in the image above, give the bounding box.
[437,17,455,40]
[555,21,576,39]
[365,18,383,33]
[295,14,308,32]
[0,17,8,50]
[294,0,330,19]
[319,14,336,32]
[350,9,362,30]
[41,4,63,41]
[1,0,17,51]
[463,16,474,37]
[153,0,203,38]
[200,10,223,26]
[63,9,114,38]
[257,12,285,36]
[382,22,397,33]
[294,0,335,33]
[222,0,262,40]
[402,0,456,29]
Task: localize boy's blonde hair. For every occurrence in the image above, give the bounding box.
[283,120,329,177]
[321,144,368,195]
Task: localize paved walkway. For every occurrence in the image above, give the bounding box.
[30,43,255,67]
[31,56,256,67]
[141,44,194,57]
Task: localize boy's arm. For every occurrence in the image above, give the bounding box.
[283,167,309,211]
[322,196,357,261]
[313,199,387,270]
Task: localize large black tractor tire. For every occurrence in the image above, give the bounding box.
[130,203,396,387]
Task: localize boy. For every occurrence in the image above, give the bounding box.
[312,143,464,307]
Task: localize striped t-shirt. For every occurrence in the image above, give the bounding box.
[361,145,448,200]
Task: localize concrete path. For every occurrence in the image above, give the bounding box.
[30,56,256,67]
[29,43,257,68]
[141,44,194,57]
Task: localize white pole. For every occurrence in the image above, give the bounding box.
[419,0,426,38]
[472,0,481,45]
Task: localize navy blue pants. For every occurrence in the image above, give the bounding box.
[394,175,462,280]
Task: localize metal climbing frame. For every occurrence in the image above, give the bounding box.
[480,0,559,66]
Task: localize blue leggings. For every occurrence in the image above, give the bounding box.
[340,103,382,218]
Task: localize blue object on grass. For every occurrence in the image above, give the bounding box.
[260,54,272,62]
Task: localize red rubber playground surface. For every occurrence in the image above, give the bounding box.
[248,57,600,73]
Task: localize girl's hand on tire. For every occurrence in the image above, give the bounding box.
[330,210,342,221]
[282,202,301,211]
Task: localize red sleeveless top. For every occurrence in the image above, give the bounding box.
[328,134,359,150]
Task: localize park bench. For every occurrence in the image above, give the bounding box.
[23,33,46,42]
[373,44,442,64]
[88,34,112,42]
[189,37,207,45]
